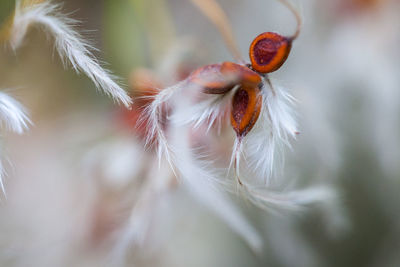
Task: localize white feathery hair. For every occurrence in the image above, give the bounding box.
[0,91,31,134]
[0,91,31,195]
[146,73,335,212]
[228,79,336,210]
[144,81,263,252]
[144,71,237,166]
[144,81,187,167]
[111,160,173,265]
[166,76,298,185]
[0,160,5,198]
[242,79,298,184]
[170,88,234,133]
[240,184,336,212]
[159,68,243,138]
[10,0,132,107]
[169,100,263,253]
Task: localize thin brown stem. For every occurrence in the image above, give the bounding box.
[265,75,276,96]
[277,0,302,40]
[189,0,244,62]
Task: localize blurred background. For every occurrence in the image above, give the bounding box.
[0,0,400,266]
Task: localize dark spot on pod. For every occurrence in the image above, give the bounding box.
[231,86,262,137]
[249,32,292,73]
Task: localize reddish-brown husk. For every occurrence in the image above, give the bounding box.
[249,32,292,74]
[230,86,262,137]
[189,62,261,94]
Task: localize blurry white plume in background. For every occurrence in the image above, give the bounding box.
[0,91,31,195]
[9,0,132,107]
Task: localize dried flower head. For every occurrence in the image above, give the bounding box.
[249,32,293,73]
[105,43,264,257]
[143,0,335,212]
[230,86,262,138]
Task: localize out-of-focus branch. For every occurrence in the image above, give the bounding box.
[189,0,243,62]
[130,0,177,65]
[278,0,302,40]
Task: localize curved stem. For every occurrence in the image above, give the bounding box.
[277,0,302,40]
[264,75,276,96]
[189,0,244,62]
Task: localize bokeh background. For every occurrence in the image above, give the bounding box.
[0,0,400,266]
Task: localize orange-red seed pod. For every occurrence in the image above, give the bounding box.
[220,62,262,88]
[189,62,262,95]
[249,32,292,73]
[231,86,262,137]
[189,64,235,94]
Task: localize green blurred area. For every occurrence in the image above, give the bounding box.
[103,0,145,75]
[0,1,14,23]
[0,0,181,113]
[103,0,177,75]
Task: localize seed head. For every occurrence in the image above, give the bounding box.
[249,32,292,74]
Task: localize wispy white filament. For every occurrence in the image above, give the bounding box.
[0,92,31,134]
[111,160,173,264]
[144,81,187,167]
[242,184,335,212]
[169,101,263,253]
[146,68,335,234]
[0,159,5,198]
[0,91,31,195]
[145,82,263,252]
[10,0,132,107]
[227,80,338,210]
[170,90,234,133]
[243,80,298,184]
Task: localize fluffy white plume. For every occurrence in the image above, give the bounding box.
[226,79,338,210]
[144,81,187,167]
[145,82,263,252]
[0,159,5,198]
[170,90,234,133]
[10,0,132,107]
[145,67,338,237]
[241,184,336,212]
[243,79,298,184]
[111,160,173,265]
[169,103,263,253]
[148,74,335,210]
[0,92,31,134]
[0,91,31,195]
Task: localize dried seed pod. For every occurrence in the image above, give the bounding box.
[249,32,292,73]
[231,86,262,137]
[220,62,261,88]
[189,64,235,94]
[189,62,261,94]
